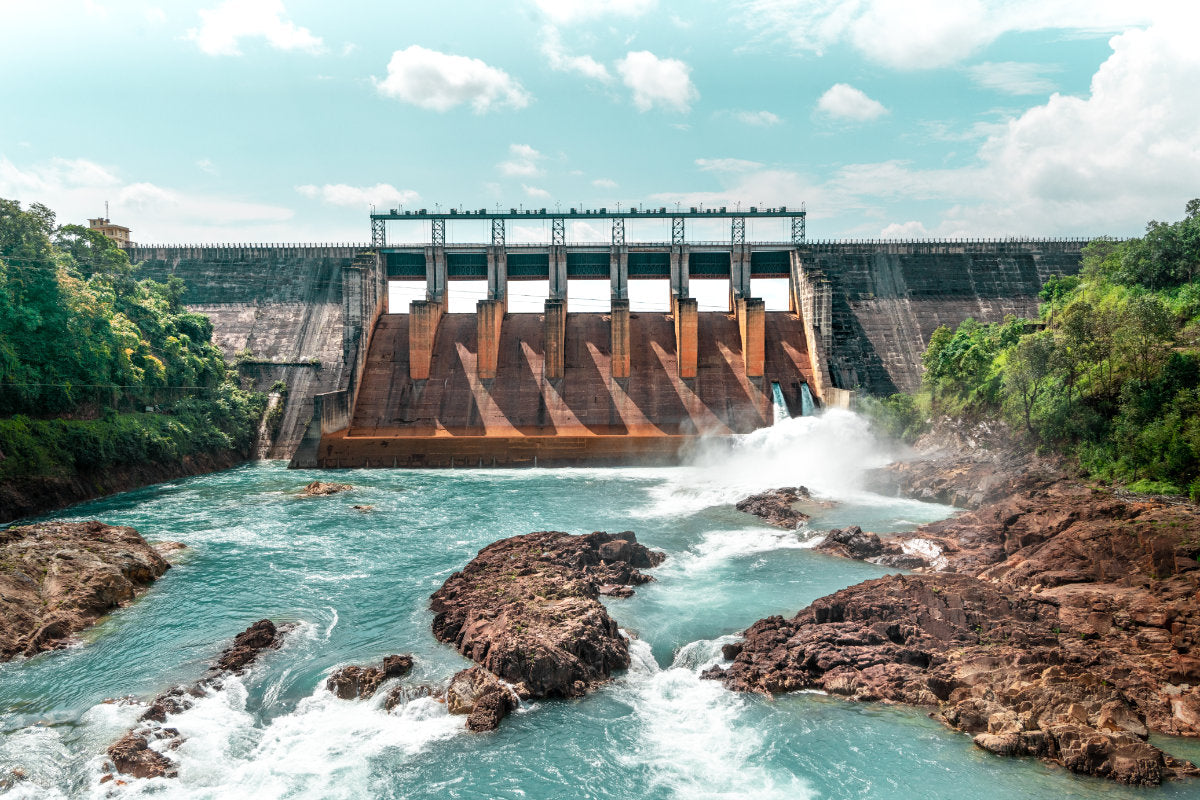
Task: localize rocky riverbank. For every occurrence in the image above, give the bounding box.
[0,520,174,660]
[429,530,664,729]
[719,426,1200,785]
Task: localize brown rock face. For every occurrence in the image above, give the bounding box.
[0,520,170,661]
[298,481,352,497]
[446,666,518,731]
[430,530,663,724]
[705,574,1197,786]
[327,655,414,700]
[735,487,813,528]
[107,620,289,781]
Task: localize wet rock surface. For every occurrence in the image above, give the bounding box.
[705,574,1198,785]
[447,667,519,732]
[106,619,290,781]
[327,654,414,700]
[728,423,1200,785]
[298,481,352,497]
[0,520,170,661]
[430,530,664,729]
[735,486,814,528]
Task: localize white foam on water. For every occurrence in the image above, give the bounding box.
[660,527,821,578]
[615,639,816,800]
[638,410,896,519]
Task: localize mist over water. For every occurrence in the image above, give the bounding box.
[1,412,1195,799]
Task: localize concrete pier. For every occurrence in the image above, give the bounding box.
[611,299,630,379]
[476,298,504,380]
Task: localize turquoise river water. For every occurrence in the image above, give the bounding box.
[1,411,1198,799]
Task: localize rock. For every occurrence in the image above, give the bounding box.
[327,654,414,700]
[382,683,438,712]
[298,481,352,497]
[107,731,177,780]
[710,572,1199,785]
[210,619,284,674]
[734,487,813,529]
[430,531,663,719]
[446,668,518,732]
[108,620,291,781]
[351,504,374,512]
[152,541,187,557]
[0,520,170,661]
[467,686,516,732]
[820,526,882,559]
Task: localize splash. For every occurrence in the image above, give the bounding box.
[640,409,900,518]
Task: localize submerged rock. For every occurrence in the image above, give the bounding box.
[0,520,170,661]
[298,481,352,497]
[327,654,414,700]
[106,620,291,781]
[734,487,814,529]
[430,530,664,729]
[705,573,1197,785]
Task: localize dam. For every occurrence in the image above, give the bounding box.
[127,206,1087,468]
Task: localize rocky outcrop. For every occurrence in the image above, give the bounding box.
[327,655,413,700]
[704,574,1198,786]
[298,481,352,497]
[446,667,519,732]
[430,531,663,727]
[868,419,1062,509]
[0,520,170,661]
[817,526,927,569]
[735,487,817,528]
[106,619,290,781]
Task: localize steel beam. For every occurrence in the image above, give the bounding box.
[732,217,745,245]
[491,218,505,247]
[431,218,446,249]
[552,217,565,246]
[672,216,685,245]
[791,215,805,245]
[612,217,625,246]
[371,218,386,248]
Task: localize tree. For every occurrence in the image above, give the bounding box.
[1002,332,1058,435]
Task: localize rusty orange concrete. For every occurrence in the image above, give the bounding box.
[737,297,766,378]
[673,297,698,379]
[543,299,566,381]
[408,299,443,380]
[475,299,503,380]
[611,299,630,379]
[331,309,816,467]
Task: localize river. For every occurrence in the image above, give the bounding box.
[1,412,1197,799]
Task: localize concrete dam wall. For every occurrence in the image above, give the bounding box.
[126,239,1084,464]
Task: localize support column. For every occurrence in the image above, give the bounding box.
[730,246,751,303]
[549,245,568,306]
[425,246,447,307]
[609,245,628,301]
[409,299,443,380]
[674,297,698,379]
[487,245,508,312]
[476,298,504,380]
[611,298,630,379]
[736,297,765,378]
[544,299,566,381]
[669,244,689,300]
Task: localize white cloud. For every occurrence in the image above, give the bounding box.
[616,51,698,112]
[655,8,1200,237]
[592,178,618,189]
[523,184,551,199]
[295,183,418,209]
[695,158,764,172]
[541,26,611,80]
[497,144,544,177]
[816,83,888,121]
[143,7,166,23]
[879,220,932,238]
[196,158,217,174]
[968,61,1060,95]
[534,0,655,25]
[0,156,295,241]
[374,46,531,113]
[187,0,322,57]
[733,110,781,126]
[742,0,1161,70]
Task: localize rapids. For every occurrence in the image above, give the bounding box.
[1,412,1196,799]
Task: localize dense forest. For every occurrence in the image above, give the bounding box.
[869,201,1200,500]
[0,198,263,483]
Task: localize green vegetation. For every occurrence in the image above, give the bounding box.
[866,201,1200,501]
[0,198,263,482]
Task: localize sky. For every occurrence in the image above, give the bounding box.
[2,0,1200,247]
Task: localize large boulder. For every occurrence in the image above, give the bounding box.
[430,531,663,728]
[734,487,813,529]
[327,655,414,700]
[0,520,170,661]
